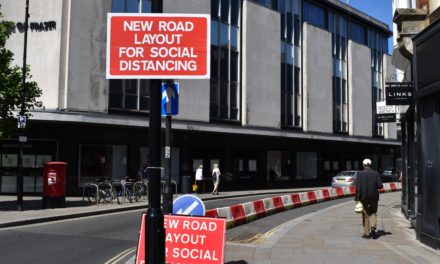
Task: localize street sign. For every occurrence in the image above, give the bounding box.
[172,194,205,216]
[136,214,226,264]
[162,82,179,116]
[385,82,414,105]
[376,101,396,114]
[376,113,396,122]
[106,13,210,79]
[17,115,26,129]
[376,101,396,123]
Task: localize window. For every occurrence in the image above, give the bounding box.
[210,0,241,121]
[368,29,387,137]
[330,13,348,133]
[112,0,152,13]
[109,79,150,111]
[349,21,366,45]
[252,0,277,9]
[267,151,290,183]
[280,0,302,128]
[303,1,327,29]
[79,144,128,185]
[109,0,152,113]
[296,152,317,179]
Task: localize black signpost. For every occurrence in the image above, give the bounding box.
[16,0,30,211]
[145,1,166,263]
[162,81,178,215]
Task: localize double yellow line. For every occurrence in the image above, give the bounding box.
[105,247,137,264]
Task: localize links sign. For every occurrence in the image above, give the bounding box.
[106,14,210,79]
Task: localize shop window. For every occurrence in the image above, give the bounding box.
[233,158,257,180]
[296,152,317,179]
[324,161,330,170]
[78,144,128,185]
[140,147,181,183]
[332,161,339,170]
[210,159,220,171]
[346,161,352,170]
[267,151,290,183]
[354,160,360,170]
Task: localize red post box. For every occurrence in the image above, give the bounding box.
[42,162,68,208]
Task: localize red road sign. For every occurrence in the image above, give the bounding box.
[136,214,226,264]
[107,14,210,79]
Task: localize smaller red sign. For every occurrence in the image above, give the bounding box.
[136,214,226,264]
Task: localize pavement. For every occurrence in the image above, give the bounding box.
[224,191,440,264]
[1,187,440,264]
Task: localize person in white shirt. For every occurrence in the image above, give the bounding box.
[195,165,203,193]
[211,164,221,195]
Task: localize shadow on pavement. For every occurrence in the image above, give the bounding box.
[226,261,249,264]
[0,199,92,211]
[373,230,393,240]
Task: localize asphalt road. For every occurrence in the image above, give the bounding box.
[0,194,353,264]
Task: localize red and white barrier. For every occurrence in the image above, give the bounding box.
[207,182,402,229]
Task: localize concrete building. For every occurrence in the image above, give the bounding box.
[393,0,440,250]
[0,0,398,195]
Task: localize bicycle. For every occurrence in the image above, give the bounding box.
[133,180,148,202]
[86,178,120,204]
[118,179,135,203]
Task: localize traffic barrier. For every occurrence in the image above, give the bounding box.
[216,207,234,228]
[327,188,338,199]
[230,204,246,226]
[321,189,331,201]
[335,187,345,198]
[290,193,302,207]
[307,191,317,204]
[272,196,284,213]
[242,201,258,222]
[298,192,310,205]
[205,209,218,218]
[262,197,276,215]
[253,200,266,218]
[281,195,293,210]
[208,182,402,230]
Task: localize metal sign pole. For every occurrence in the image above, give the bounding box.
[17,0,30,211]
[163,114,173,214]
[145,1,165,263]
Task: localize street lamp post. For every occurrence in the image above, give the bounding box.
[17,0,30,211]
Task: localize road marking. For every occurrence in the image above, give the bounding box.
[105,247,136,264]
[176,201,199,215]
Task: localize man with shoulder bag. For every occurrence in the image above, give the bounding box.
[355,159,383,239]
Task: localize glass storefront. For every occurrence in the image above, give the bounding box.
[296,151,317,180]
[78,144,127,185]
[0,140,57,194]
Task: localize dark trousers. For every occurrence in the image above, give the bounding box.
[196,180,203,194]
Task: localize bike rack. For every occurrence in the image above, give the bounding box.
[160,180,178,195]
[99,182,114,204]
[82,183,99,205]
[133,181,148,201]
[111,181,125,204]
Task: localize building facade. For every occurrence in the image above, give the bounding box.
[393,0,440,250]
[0,0,398,195]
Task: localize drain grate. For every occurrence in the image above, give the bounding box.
[228,231,264,243]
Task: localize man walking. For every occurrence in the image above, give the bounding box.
[355,158,383,239]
